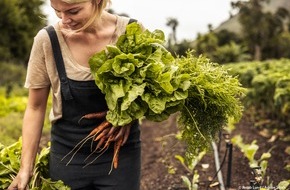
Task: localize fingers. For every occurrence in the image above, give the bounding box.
[7,183,17,190]
[8,175,29,190]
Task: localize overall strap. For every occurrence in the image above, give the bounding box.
[128,18,137,24]
[45,26,73,101]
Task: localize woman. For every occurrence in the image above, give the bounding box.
[8,0,142,189]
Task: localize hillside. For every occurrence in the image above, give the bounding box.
[214,0,290,34]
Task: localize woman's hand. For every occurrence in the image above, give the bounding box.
[8,169,31,190]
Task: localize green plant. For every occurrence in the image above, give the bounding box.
[89,22,245,158]
[231,135,290,190]
[213,41,251,63]
[231,135,271,177]
[0,93,52,146]
[0,139,70,189]
[225,59,290,127]
[175,151,206,190]
[277,180,290,190]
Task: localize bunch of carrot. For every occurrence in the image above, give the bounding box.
[62,111,126,173]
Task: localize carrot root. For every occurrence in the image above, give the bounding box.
[108,138,123,174]
[89,121,111,136]
[61,135,94,165]
[78,111,107,124]
[83,144,110,168]
[64,115,123,173]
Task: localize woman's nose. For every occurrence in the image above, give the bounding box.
[60,13,72,24]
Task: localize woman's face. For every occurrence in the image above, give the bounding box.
[50,0,93,30]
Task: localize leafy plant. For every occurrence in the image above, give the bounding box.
[0,92,52,146]
[231,135,272,179]
[226,59,290,127]
[175,151,206,190]
[0,139,70,189]
[89,22,245,158]
[277,180,290,190]
[0,96,27,117]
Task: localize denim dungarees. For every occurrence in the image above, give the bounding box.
[45,26,141,190]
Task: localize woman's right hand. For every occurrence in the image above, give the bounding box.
[8,169,31,190]
[8,88,50,190]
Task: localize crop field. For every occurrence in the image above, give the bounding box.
[1,59,290,189]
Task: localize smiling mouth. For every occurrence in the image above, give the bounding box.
[65,22,79,29]
[69,23,78,27]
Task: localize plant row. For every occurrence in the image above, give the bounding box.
[225,59,290,125]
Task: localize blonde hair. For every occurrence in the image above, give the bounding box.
[62,0,112,32]
[62,0,89,3]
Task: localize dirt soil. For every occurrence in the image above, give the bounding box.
[140,109,290,190]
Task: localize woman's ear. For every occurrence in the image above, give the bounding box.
[97,0,102,4]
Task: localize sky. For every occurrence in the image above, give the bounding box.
[42,0,236,41]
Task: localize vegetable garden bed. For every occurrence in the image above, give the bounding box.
[140,109,290,190]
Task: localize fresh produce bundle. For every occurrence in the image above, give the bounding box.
[87,22,245,159]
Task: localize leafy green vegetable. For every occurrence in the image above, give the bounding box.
[176,54,245,157]
[89,22,245,158]
[0,139,70,190]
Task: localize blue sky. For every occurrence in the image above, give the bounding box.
[42,0,237,41]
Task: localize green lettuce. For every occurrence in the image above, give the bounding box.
[90,22,182,127]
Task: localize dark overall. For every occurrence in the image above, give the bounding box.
[45,26,141,190]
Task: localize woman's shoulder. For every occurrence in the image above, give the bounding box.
[29,26,56,54]
[33,26,51,43]
[116,15,140,26]
[115,15,144,33]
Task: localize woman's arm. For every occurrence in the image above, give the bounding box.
[8,87,50,190]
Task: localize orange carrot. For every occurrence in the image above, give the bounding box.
[89,120,111,136]
[78,111,107,124]
[63,116,125,173]
[93,128,110,142]
[113,138,123,169]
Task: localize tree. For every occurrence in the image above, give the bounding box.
[173,40,194,57]
[231,0,290,60]
[231,0,269,60]
[166,17,179,46]
[194,31,219,60]
[0,0,46,64]
[263,7,289,59]
[212,41,251,63]
[215,29,242,46]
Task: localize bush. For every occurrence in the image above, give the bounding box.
[0,61,26,97]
